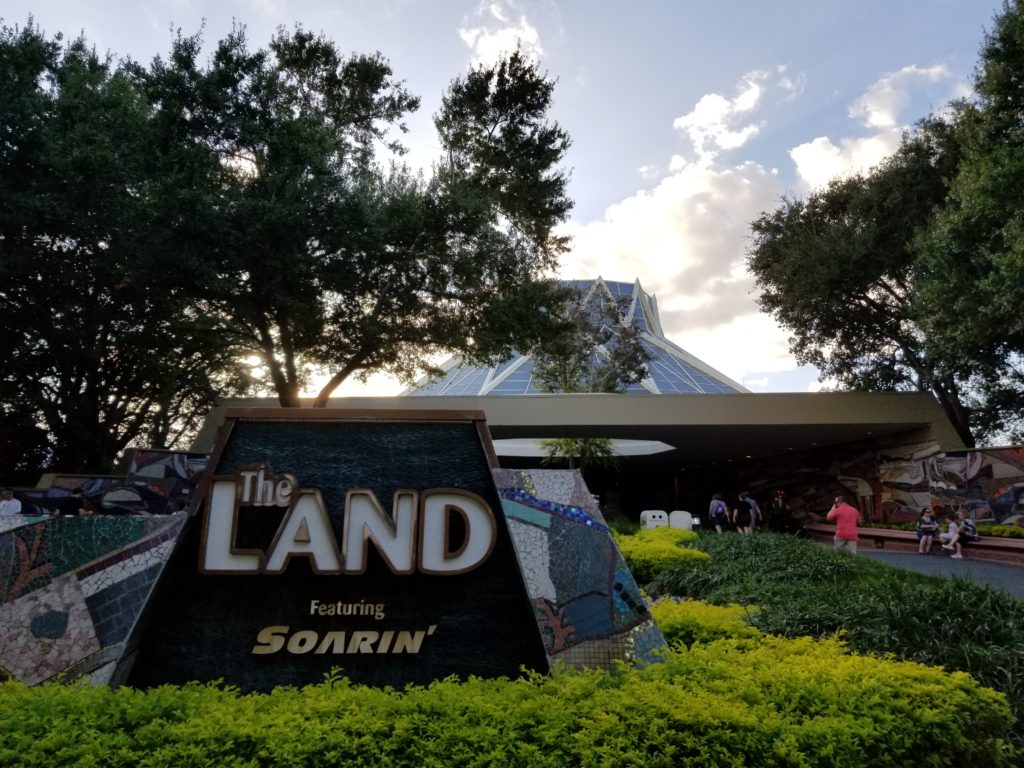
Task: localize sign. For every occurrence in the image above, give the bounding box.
[127,410,548,692]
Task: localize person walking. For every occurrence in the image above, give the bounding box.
[826,494,861,554]
[708,493,729,534]
[768,489,791,532]
[737,493,761,536]
[733,492,755,534]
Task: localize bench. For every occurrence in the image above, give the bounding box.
[802,522,1024,565]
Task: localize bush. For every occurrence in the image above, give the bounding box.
[978,523,1024,539]
[650,597,761,647]
[0,636,1013,767]
[652,533,1024,751]
[614,527,708,583]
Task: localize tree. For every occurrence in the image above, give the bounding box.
[143,30,573,407]
[531,283,650,394]
[747,116,980,445]
[0,22,250,474]
[533,282,651,468]
[913,0,1024,441]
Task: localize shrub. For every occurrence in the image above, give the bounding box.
[977,524,1024,539]
[650,597,761,647]
[652,532,1024,752]
[615,527,708,583]
[0,636,1013,767]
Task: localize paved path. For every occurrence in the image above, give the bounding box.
[857,549,1024,601]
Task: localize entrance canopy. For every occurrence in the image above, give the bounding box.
[195,392,967,471]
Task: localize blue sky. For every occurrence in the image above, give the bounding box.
[1,0,1005,394]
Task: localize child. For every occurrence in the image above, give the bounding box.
[939,513,962,559]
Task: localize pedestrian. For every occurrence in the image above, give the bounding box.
[708,493,729,533]
[768,489,791,532]
[745,492,763,532]
[0,489,22,516]
[916,508,939,554]
[733,491,755,534]
[826,494,861,554]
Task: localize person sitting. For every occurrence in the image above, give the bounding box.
[957,509,981,551]
[939,513,963,559]
[916,508,939,554]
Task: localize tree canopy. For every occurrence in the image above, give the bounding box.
[0,24,250,475]
[747,117,975,444]
[0,21,574,475]
[139,28,572,408]
[748,0,1024,446]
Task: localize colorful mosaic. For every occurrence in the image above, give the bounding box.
[493,468,666,669]
[733,441,1024,526]
[0,513,186,685]
[878,446,1024,522]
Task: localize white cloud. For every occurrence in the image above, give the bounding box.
[849,64,951,128]
[789,62,968,191]
[672,67,806,164]
[673,73,764,161]
[557,154,797,386]
[459,1,543,65]
[776,65,806,101]
[789,130,902,190]
[638,164,659,180]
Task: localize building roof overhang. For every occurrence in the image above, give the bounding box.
[194,392,966,471]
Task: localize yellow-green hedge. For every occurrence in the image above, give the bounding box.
[0,635,1012,767]
[614,527,709,583]
[651,598,761,647]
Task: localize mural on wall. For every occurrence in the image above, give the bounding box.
[493,468,665,669]
[878,447,1024,522]
[736,442,1024,525]
[11,449,208,517]
[0,513,186,686]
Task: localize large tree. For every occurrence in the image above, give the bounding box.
[143,29,573,407]
[914,0,1024,441]
[0,22,575,476]
[0,23,249,474]
[747,117,979,445]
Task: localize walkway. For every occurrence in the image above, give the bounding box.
[858,549,1024,601]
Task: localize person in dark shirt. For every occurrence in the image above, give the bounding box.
[56,490,86,516]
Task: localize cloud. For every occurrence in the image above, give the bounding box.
[557,155,795,385]
[673,73,764,161]
[848,64,951,128]
[789,130,902,190]
[672,66,806,164]
[789,63,968,191]
[459,1,543,65]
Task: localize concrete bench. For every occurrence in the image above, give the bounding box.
[803,522,1024,565]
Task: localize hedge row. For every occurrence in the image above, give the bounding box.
[653,533,1024,755]
[0,632,1013,767]
[613,526,708,583]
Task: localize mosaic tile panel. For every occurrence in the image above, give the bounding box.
[493,468,666,670]
[0,513,187,685]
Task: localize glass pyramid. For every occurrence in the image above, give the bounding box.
[403,277,747,396]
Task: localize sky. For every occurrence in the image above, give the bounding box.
[1,0,1006,395]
